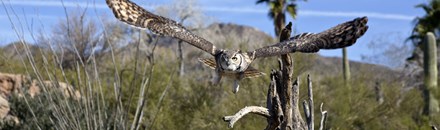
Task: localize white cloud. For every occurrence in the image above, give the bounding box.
[4,0,109,9]
[202,6,266,14]
[201,6,414,21]
[299,10,414,21]
[0,14,57,20]
[4,0,415,21]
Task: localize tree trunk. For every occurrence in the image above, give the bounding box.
[279,22,305,130]
[223,22,328,130]
[274,12,286,37]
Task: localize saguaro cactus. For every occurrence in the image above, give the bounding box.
[342,48,351,82]
[423,32,439,117]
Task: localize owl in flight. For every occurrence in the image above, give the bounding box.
[106,0,369,93]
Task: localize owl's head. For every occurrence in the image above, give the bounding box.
[216,50,247,72]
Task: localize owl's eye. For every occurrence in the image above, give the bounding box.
[231,57,237,61]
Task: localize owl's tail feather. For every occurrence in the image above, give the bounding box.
[198,58,265,79]
[243,66,266,79]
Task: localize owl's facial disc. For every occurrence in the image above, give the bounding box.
[219,51,242,72]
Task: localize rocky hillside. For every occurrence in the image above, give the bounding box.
[202,23,274,48]
[310,56,405,85]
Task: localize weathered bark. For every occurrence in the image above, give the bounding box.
[278,22,305,130]
[303,75,314,130]
[266,71,283,130]
[222,106,270,128]
[223,72,327,129]
[432,125,438,130]
[319,103,328,130]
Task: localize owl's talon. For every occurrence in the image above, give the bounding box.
[232,80,240,94]
[211,72,222,85]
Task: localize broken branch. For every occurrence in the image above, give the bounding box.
[319,103,328,130]
[223,106,270,128]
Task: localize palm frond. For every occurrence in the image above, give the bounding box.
[267,10,275,19]
[409,0,440,46]
[286,4,297,19]
[415,3,432,14]
[256,0,270,4]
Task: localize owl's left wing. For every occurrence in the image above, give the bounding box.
[106,0,218,55]
[251,17,368,58]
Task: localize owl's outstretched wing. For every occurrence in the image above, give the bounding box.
[106,0,218,55]
[251,17,369,58]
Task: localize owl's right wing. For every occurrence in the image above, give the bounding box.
[251,17,368,58]
[106,0,218,55]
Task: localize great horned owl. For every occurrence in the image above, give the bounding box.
[106,0,369,93]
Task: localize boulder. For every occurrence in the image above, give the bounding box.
[0,73,26,98]
[0,72,82,125]
[0,72,80,99]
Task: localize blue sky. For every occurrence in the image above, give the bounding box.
[0,0,427,66]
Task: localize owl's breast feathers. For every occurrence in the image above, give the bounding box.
[198,57,265,79]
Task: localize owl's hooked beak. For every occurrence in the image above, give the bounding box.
[224,64,238,71]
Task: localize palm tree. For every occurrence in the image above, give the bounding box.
[406,1,440,73]
[256,0,306,37]
[406,0,440,68]
[409,0,440,45]
[407,0,440,119]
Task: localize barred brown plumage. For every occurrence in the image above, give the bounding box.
[252,17,369,58]
[106,0,218,55]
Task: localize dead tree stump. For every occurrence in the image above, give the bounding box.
[222,22,328,130]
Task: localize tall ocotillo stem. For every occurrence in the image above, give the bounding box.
[178,40,185,76]
[423,32,439,117]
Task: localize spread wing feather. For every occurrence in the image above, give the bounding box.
[252,17,369,58]
[106,0,218,55]
[199,58,216,69]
